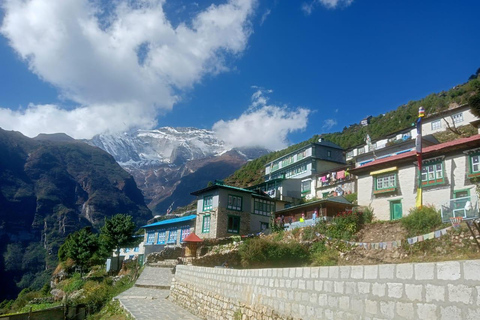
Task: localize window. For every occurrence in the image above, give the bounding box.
[297,150,307,160]
[272,162,279,171]
[254,199,274,215]
[260,222,269,230]
[346,150,354,158]
[452,112,463,124]
[358,146,365,155]
[431,120,441,131]
[285,164,308,178]
[301,180,311,193]
[468,153,480,178]
[374,173,397,194]
[203,195,213,211]
[125,248,130,253]
[167,228,177,244]
[227,195,242,211]
[180,227,190,242]
[227,215,240,234]
[421,161,444,186]
[157,229,166,244]
[202,215,211,233]
[134,247,139,252]
[146,232,155,245]
[327,150,332,158]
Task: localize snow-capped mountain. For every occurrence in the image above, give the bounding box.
[88,127,227,167]
[86,127,269,214]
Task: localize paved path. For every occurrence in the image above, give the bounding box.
[115,266,202,320]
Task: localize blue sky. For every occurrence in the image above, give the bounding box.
[0,0,479,150]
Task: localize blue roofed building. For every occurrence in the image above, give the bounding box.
[142,215,196,256]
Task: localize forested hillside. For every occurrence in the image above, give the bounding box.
[226,71,480,187]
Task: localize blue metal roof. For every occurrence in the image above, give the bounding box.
[142,215,196,228]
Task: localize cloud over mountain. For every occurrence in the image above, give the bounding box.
[0,0,256,138]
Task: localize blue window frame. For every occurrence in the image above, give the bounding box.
[167,228,177,244]
[157,229,166,244]
[146,232,155,245]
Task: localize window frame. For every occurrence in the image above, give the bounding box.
[452,112,464,124]
[180,226,190,242]
[202,215,211,233]
[227,215,241,234]
[156,229,166,245]
[146,231,155,245]
[468,152,480,178]
[203,195,213,211]
[254,198,274,216]
[421,160,445,186]
[373,172,397,194]
[430,119,442,131]
[167,228,177,244]
[227,194,243,211]
[301,180,311,194]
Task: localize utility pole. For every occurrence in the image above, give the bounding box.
[416,106,425,208]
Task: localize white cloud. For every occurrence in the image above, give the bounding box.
[322,118,337,131]
[260,9,271,25]
[302,0,353,15]
[0,0,256,138]
[212,89,310,151]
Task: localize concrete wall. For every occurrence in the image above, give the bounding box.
[170,260,480,320]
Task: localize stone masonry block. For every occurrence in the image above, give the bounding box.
[319,266,329,278]
[417,303,437,319]
[396,263,413,280]
[324,281,333,292]
[396,302,414,319]
[334,281,345,294]
[405,284,422,301]
[364,265,378,279]
[358,282,371,294]
[387,283,403,299]
[365,300,378,315]
[464,260,480,281]
[298,280,306,290]
[295,267,303,278]
[304,267,311,278]
[448,284,473,304]
[318,293,328,306]
[372,282,386,297]
[467,308,480,320]
[315,280,323,291]
[437,261,461,281]
[414,262,435,280]
[306,279,314,290]
[440,306,462,320]
[289,268,295,278]
[339,296,350,310]
[329,266,339,279]
[311,267,319,278]
[351,265,364,279]
[426,284,445,303]
[477,286,480,306]
[328,296,338,308]
[351,298,365,314]
[340,266,351,279]
[379,264,395,280]
[379,301,395,319]
[345,281,357,294]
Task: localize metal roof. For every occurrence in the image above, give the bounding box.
[142,215,196,228]
[274,196,355,214]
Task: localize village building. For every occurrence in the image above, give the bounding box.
[350,134,480,221]
[315,165,356,199]
[142,215,196,256]
[263,139,346,201]
[191,181,283,239]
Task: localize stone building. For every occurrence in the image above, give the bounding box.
[191,181,283,239]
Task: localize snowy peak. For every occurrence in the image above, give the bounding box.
[87,127,227,167]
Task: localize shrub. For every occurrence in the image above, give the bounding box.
[361,206,374,223]
[318,211,364,240]
[238,238,309,268]
[401,205,443,237]
[344,192,357,204]
[309,241,339,266]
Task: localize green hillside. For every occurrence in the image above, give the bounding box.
[226,72,480,187]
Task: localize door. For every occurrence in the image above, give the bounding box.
[390,200,402,220]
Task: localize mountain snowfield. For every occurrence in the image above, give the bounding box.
[87,127,268,214]
[88,127,228,167]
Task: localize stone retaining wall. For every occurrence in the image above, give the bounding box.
[169,260,480,320]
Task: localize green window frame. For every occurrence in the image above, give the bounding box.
[227,194,242,211]
[202,215,211,233]
[374,172,397,194]
[421,161,444,186]
[468,153,480,178]
[254,198,274,215]
[227,215,240,234]
[301,180,311,194]
[203,195,213,211]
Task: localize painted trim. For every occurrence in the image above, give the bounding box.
[202,215,211,233]
[370,167,397,176]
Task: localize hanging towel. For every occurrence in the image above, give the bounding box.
[321,176,327,182]
[337,170,346,179]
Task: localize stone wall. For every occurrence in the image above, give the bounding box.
[170,260,480,320]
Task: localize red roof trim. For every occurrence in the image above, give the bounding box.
[351,134,480,172]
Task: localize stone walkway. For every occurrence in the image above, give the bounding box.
[115,265,202,320]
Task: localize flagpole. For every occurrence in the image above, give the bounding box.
[416,106,425,208]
